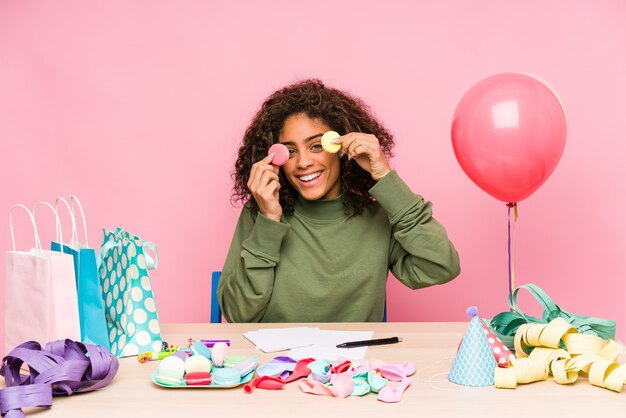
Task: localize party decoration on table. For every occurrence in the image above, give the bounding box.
[494,317,626,392]
[151,363,256,389]
[185,354,213,374]
[451,73,567,298]
[231,356,257,375]
[268,143,290,166]
[486,284,617,353]
[0,339,119,418]
[185,372,212,385]
[256,356,298,379]
[171,351,188,361]
[138,350,174,363]
[244,375,286,393]
[224,353,247,367]
[285,358,316,382]
[151,341,258,389]
[248,355,415,403]
[376,378,411,403]
[321,131,341,153]
[211,342,229,367]
[448,306,498,386]
[4,204,80,353]
[478,319,515,367]
[299,359,415,403]
[190,340,213,360]
[194,339,231,348]
[139,341,188,363]
[211,367,243,386]
[97,227,163,357]
[308,359,332,383]
[154,355,186,385]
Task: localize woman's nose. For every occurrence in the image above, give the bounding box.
[295,151,313,169]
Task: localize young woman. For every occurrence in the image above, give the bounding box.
[218,79,460,322]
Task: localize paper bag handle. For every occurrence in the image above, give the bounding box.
[70,195,89,246]
[9,204,41,251]
[96,237,158,270]
[142,241,158,269]
[32,201,65,250]
[54,196,78,246]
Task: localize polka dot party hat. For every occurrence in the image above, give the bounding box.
[479,318,516,368]
[448,306,498,386]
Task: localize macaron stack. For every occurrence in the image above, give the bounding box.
[153,341,258,388]
[211,367,242,386]
[184,354,213,385]
[154,356,186,386]
[185,372,213,386]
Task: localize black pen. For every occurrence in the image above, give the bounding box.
[336,336,402,348]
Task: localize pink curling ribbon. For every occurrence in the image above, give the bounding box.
[0,340,119,418]
[243,376,286,394]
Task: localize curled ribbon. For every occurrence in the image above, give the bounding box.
[495,317,626,392]
[0,340,119,418]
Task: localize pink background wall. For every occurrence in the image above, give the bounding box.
[2,0,625,356]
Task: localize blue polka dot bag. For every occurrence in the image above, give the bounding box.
[97,228,163,357]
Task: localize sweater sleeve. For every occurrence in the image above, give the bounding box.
[217,206,291,322]
[369,171,461,289]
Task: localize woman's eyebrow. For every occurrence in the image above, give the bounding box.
[281,133,323,145]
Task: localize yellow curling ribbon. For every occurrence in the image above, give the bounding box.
[563,333,605,355]
[494,367,517,389]
[495,317,626,392]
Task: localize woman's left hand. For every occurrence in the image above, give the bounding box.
[337,133,392,180]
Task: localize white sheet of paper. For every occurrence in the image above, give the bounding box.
[242,327,374,360]
[242,327,320,352]
[287,330,373,361]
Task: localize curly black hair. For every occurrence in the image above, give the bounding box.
[231,79,395,216]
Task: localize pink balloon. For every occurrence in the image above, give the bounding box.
[451,73,567,203]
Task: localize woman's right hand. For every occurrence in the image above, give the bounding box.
[247,154,282,222]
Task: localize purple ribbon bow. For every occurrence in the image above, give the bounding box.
[0,339,119,417]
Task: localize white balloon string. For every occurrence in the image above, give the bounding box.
[415,357,468,391]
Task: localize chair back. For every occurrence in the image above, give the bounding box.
[382,300,387,322]
[211,271,222,323]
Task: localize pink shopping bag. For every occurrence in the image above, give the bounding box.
[3,203,80,353]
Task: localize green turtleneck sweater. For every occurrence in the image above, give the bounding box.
[218,170,460,323]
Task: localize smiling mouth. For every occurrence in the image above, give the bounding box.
[297,172,322,182]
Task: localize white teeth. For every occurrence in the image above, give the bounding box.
[299,172,321,182]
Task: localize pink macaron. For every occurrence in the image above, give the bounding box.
[185,371,212,386]
[211,342,229,367]
[268,143,289,166]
